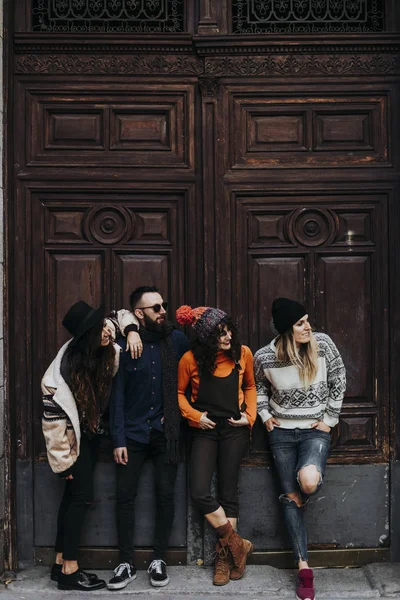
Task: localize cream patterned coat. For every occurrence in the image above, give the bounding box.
[41,340,120,475]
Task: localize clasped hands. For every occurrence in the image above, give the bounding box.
[199,411,249,430]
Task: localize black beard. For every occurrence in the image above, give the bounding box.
[143,312,167,334]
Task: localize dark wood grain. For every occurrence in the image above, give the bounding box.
[6,0,400,569]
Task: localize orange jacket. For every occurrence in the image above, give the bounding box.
[177,346,257,428]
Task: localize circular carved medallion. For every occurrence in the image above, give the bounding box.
[85,206,132,245]
[287,208,337,247]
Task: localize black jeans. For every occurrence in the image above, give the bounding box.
[190,423,249,518]
[116,429,178,563]
[55,433,99,560]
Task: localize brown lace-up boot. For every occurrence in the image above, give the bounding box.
[220,528,254,580]
[213,542,231,586]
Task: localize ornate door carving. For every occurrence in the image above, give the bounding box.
[7,0,400,568]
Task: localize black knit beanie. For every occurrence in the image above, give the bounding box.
[272,297,307,335]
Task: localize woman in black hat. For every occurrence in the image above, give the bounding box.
[41,301,120,591]
[254,298,346,600]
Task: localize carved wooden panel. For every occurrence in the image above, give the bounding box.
[109,101,186,164]
[114,253,170,311]
[45,108,105,150]
[46,207,89,244]
[34,248,106,459]
[85,206,132,246]
[31,186,192,460]
[249,210,293,247]
[41,198,179,247]
[287,208,338,247]
[335,210,374,246]
[111,109,169,150]
[229,91,389,169]
[26,85,194,168]
[314,110,374,151]
[245,254,308,456]
[132,211,170,244]
[47,252,106,351]
[248,111,308,152]
[233,191,389,462]
[316,254,373,406]
[247,255,307,350]
[337,417,376,450]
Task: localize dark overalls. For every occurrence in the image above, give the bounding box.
[190,364,249,517]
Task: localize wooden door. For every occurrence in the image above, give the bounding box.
[12,56,201,568]
[196,71,395,563]
[7,0,400,568]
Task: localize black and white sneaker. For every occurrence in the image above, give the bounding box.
[147,559,170,587]
[107,562,137,590]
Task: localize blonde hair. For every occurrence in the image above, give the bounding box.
[275,330,319,388]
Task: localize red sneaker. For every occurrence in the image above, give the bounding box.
[296,568,315,600]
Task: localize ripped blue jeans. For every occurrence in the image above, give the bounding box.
[268,427,331,563]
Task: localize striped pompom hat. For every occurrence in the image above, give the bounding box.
[176,305,227,342]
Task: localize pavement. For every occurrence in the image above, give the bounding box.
[1,564,400,600]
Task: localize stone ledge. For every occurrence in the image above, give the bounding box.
[5,565,383,597]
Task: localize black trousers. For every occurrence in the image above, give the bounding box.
[116,429,178,563]
[55,433,98,560]
[190,424,249,518]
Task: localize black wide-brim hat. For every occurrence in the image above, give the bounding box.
[62,301,105,346]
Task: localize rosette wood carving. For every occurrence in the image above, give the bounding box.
[85,206,132,245]
[287,208,339,247]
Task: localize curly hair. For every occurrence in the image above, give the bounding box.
[68,319,115,431]
[192,316,242,374]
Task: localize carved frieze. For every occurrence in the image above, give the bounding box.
[16,53,204,75]
[16,51,400,76]
[14,30,400,77]
[205,54,400,76]
[16,52,400,77]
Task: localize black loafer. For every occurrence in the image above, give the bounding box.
[51,563,100,584]
[58,569,105,591]
[50,563,62,582]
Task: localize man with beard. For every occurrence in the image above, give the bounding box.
[108,286,190,591]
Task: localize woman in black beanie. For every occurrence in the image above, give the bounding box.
[41,301,119,591]
[254,298,346,600]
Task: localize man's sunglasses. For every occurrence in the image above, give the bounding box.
[137,302,168,313]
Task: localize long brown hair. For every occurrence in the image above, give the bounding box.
[68,320,115,431]
[275,329,319,388]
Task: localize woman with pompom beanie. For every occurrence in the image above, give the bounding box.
[176,305,257,586]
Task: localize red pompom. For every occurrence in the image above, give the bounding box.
[176,305,195,325]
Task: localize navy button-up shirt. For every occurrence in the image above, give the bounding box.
[110,329,190,447]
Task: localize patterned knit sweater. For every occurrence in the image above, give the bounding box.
[254,332,346,429]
